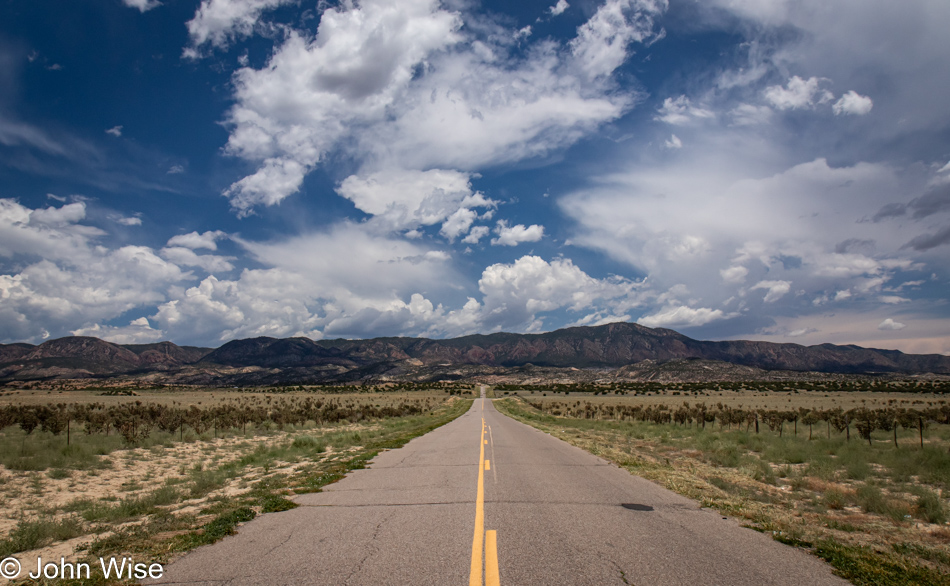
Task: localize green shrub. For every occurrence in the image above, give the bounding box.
[913,489,947,524]
[824,488,848,510]
[290,435,326,453]
[0,516,85,557]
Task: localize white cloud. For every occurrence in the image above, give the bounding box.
[440,208,478,241]
[167,164,185,174]
[221,0,665,214]
[491,220,545,246]
[560,152,921,331]
[115,216,143,226]
[833,90,873,116]
[719,265,748,283]
[654,96,714,125]
[664,134,682,149]
[879,295,909,304]
[878,318,906,331]
[0,199,193,343]
[751,279,791,302]
[337,169,493,233]
[160,247,236,273]
[105,125,123,137]
[462,225,490,244]
[549,0,570,17]
[729,103,772,126]
[72,318,164,344]
[30,202,87,226]
[166,230,228,251]
[224,158,307,215]
[638,305,729,328]
[123,0,161,13]
[459,255,643,333]
[184,0,295,56]
[763,76,832,110]
[569,0,667,81]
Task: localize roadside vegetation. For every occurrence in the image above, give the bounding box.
[496,388,950,586]
[0,388,471,585]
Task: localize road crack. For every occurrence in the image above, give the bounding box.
[342,509,394,585]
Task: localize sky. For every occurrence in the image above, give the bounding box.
[0,0,949,354]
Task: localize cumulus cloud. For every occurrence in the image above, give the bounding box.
[159,247,236,273]
[654,96,714,125]
[462,225,490,244]
[664,134,682,149]
[491,220,545,246]
[719,265,748,283]
[105,125,123,137]
[638,305,729,328]
[123,0,161,13]
[879,295,909,304]
[763,76,832,110]
[166,230,228,251]
[72,318,164,344]
[184,0,295,56]
[549,0,570,16]
[752,281,792,303]
[833,90,873,115]
[337,169,493,234]
[440,208,478,242]
[220,0,665,214]
[0,199,193,343]
[458,255,643,333]
[114,215,143,226]
[878,318,906,331]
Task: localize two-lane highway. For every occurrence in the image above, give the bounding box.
[151,394,848,585]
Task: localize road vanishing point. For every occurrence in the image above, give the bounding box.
[149,388,848,585]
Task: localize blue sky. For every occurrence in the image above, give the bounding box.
[1,0,949,354]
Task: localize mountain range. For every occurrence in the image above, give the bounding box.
[1,322,948,385]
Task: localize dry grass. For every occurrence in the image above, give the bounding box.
[496,395,950,586]
[0,389,471,585]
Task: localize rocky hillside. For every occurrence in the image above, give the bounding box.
[1,322,948,384]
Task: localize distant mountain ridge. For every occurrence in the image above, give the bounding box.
[1,322,948,384]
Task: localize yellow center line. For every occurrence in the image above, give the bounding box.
[488,425,497,484]
[469,418,486,586]
[485,530,500,586]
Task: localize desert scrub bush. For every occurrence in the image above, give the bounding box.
[291,435,327,452]
[0,516,85,557]
[814,539,950,586]
[855,483,911,523]
[749,459,777,485]
[912,488,948,524]
[823,487,849,510]
[80,485,181,522]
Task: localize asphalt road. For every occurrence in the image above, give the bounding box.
[148,390,848,585]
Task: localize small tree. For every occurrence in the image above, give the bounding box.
[854,409,876,447]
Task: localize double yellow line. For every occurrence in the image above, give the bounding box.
[470,412,500,586]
